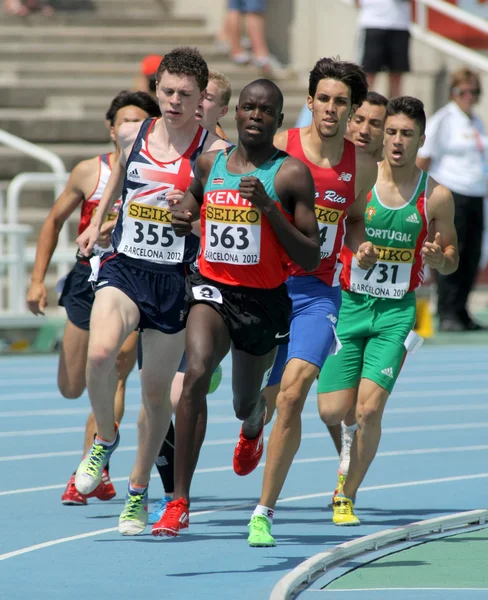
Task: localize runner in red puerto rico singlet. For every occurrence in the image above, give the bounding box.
[286,128,356,287]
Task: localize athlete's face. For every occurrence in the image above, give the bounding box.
[384,113,425,168]
[195,80,228,132]
[347,101,386,157]
[156,71,204,128]
[308,78,352,139]
[110,105,151,149]
[235,85,283,147]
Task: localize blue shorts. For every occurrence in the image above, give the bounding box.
[228,0,266,13]
[267,276,342,386]
[58,260,93,330]
[97,253,186,334]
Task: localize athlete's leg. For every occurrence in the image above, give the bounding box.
[263,384,279,425]
[173,304,231,502]
[58,320,89,399]
[129,329,185,488]
[262,342,287,425]
[85,287,139,442]
[342,378,389,500]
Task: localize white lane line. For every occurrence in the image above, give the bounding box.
[1,444,488,495]
[1,472,487,562]
[2,417,488,440]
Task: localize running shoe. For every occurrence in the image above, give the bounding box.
[331,470,347,504]
[148,494,173,525]
[61,474,87,506]
[332,495,360,526]
[87,469,116,501]
[75,429,120,495]
[118,485,148,536]
[152,497,189,537]
[248,515,276,547]
[233,423,264,476]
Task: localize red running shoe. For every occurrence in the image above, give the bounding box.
[61,475,87,506]
[87,469,116,501]
[152,498,189,537]
[233,423,264,476]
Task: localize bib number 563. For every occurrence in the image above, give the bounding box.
[209,224,249,250]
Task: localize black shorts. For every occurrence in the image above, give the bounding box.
[185,272,291,357]
[361,28,410,73]
[97,253,186,334]
[58,260,93,330]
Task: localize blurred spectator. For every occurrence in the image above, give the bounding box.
[226,0,273,75]
[133,54,164,100]
[355,0,410,97]
[417,68,488,332]
[4,0,53,15]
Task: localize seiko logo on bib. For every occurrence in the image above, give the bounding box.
[323,190,347,204]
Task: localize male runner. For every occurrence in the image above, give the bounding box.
[148,70,233,525]
[26,91,160,505]
[153,78,321,537]
[327,91,388,474]
[248,58,378,547]
[75,47,229,535]
[318,96,459,525]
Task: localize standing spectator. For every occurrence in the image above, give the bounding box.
[133,54,164,101]
[355,0,411,98]
[226,0,273,74]
[417,68,488,332]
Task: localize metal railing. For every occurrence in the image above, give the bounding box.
[0,224,32,314]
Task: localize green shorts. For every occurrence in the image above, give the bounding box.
[317,290,416,394]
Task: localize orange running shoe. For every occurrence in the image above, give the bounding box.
[88,469,116,501]
[233,424,264,476]
[152,498,189,537]
[61,475,87,506]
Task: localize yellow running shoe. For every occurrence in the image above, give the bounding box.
[332,495,360,526]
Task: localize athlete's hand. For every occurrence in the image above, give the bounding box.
[239,176,274,211]
[356,241,378,270]
[27,281,48,316]
[422,232,445,270]
[166,189,185,208]
[76,223,100,257]
[97,220,115,248]
[172,210,193,236]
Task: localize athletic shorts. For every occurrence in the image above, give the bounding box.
[96,253,186,334]
[317,290,416,394]
[228,0,266,13]
[361,28,410,73]
[58,260,94,331]
[267,276,342,386]
[137,335,186,371]
[185,271,291,357]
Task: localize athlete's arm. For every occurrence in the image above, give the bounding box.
[76,122,141,257]
[423,180,459,275]
[203,133,233,153]
[27,158,96,315]
[273,130,289,152]
[416,157,431,172]
[172,152,217,237]
[345,150,378,269]
[244,156,320,272]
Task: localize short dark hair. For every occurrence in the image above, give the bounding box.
[105,90,160,125]
[309,57,368,107]
[239,78,284,113]
[386,96,426,134]
[365,91,388,108]
[156,46,208,91]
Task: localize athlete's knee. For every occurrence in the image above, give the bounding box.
[317,401,344,427]
[183,361,212,398]
[87,343,117,373]
[233,394,261,422]
[356,400,383,427]
[275,385,306,423]
[115,349,136,382]
[58,376,85,400]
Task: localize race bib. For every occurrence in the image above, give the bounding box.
[118,200,185,264]
[204,204,261,265]
[350,245,414,299]
[315,206,343,259]
[192,284,223,304]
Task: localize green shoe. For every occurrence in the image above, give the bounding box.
[75,430,120,495]
[248,515,276,547]
[119,485,148,536]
